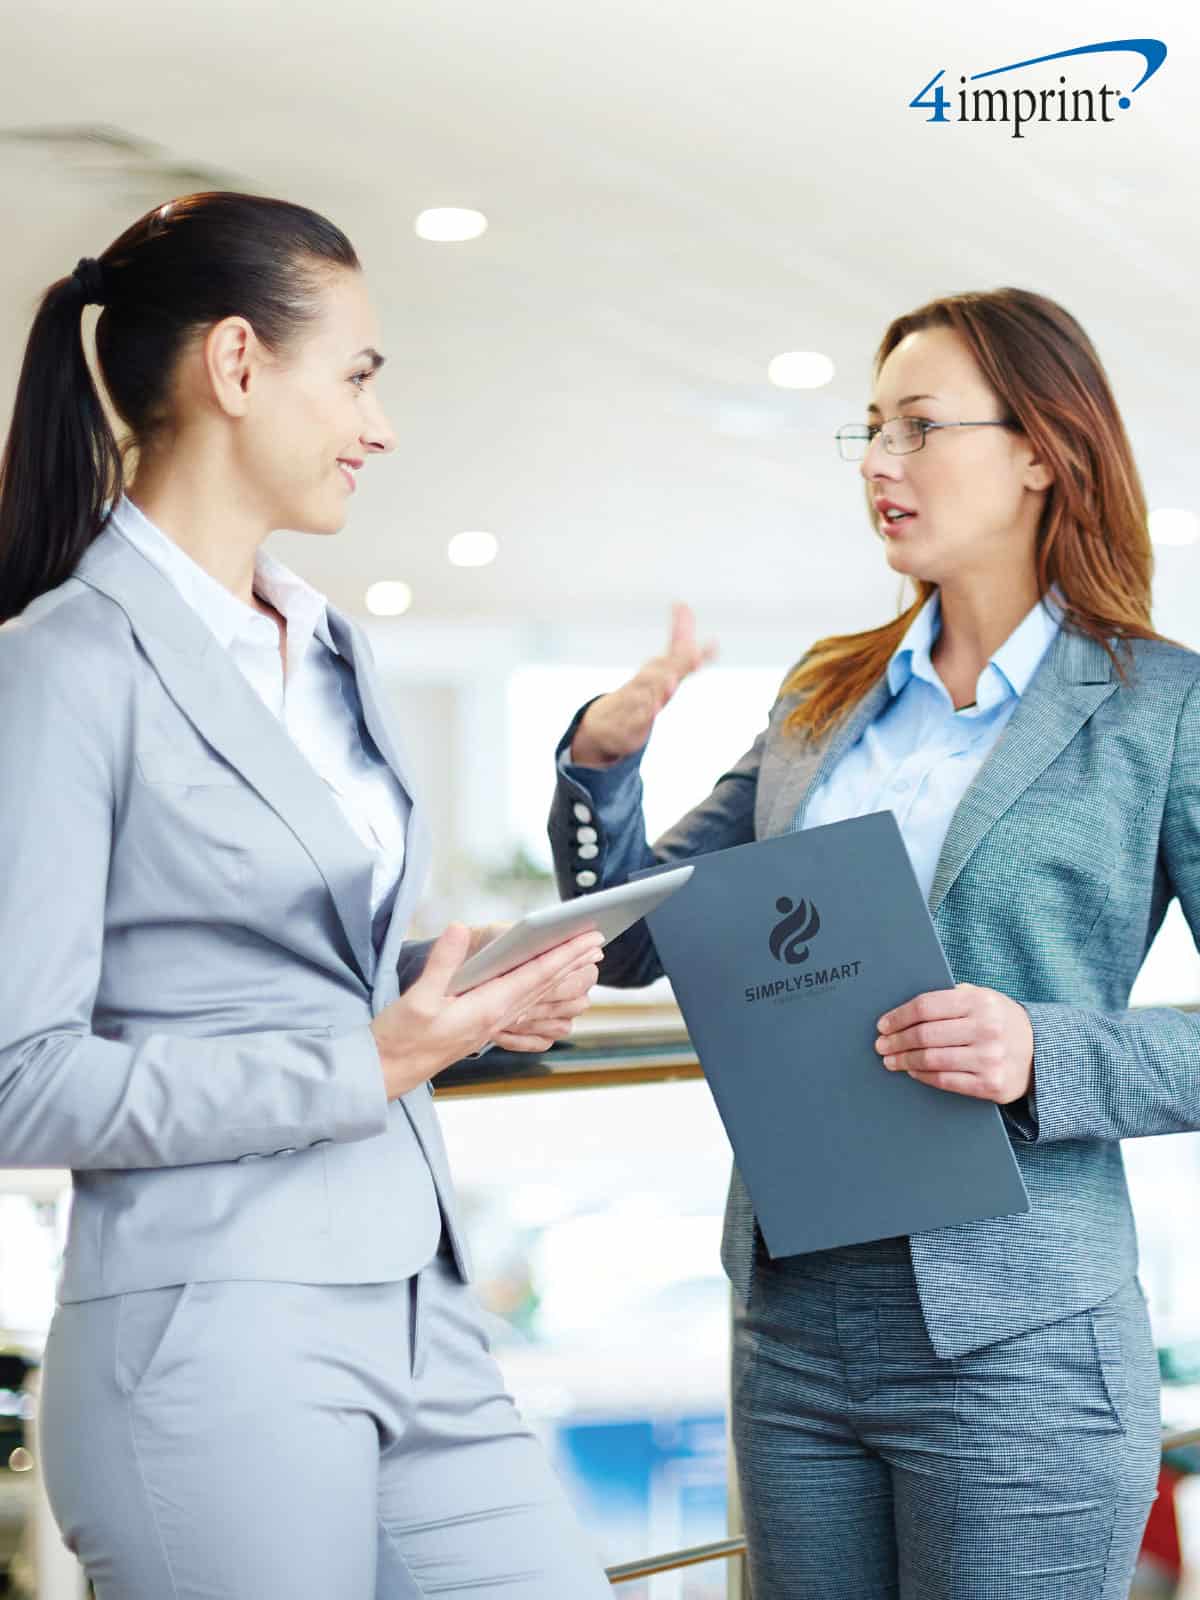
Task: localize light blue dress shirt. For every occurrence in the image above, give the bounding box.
[799,592,1061,902]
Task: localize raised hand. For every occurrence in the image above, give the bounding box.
[570,603,718,767]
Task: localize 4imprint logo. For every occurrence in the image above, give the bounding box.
[769,897,820,966]
[911,38,1167,139]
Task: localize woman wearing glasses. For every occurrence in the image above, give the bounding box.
[547,287,1191,1597]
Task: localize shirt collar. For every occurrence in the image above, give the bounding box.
[107,495,337,657]
[886,588,1061,711]
[887,592,940,698]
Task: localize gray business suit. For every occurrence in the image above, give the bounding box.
[0,525,610,1598]
[549,625,1200,1594]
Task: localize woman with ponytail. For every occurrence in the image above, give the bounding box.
[548,288,1196,1596]
[0,193,611,1598]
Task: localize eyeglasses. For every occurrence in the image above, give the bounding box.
[835,417,1018,462]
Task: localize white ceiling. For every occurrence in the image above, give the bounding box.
[2,0,1197,648]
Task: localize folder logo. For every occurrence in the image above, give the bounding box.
[770,897,821,965]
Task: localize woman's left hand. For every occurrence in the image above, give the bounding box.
[492,956,599,1052]
[466,924,601,1053]
[875,983,1034,1104]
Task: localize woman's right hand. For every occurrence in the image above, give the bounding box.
[369,923,604,1099]
[570,603,717,768]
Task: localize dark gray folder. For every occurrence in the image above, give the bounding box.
[634,812,1030,1256]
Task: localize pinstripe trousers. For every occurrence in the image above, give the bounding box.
[731,1235,1161,1599]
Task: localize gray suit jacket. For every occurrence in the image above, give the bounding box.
[549,627,1200,1357]
[0,524,465,1302]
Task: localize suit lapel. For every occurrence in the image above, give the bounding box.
[758,625,1118,921]
[927,627,1116,917]
[761,675,891,839]
[374,809,431,995]
[326,614,432,994]
[76,527,399,990]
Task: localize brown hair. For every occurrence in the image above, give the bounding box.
[783,288,1161,742]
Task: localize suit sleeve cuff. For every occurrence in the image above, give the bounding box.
[555,700,647,809]
[1001,1079,1039,1142]
[329,1025,391,1143]
[395,937,435,994]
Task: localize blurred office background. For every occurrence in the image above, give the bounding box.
[1,0,1198,1593]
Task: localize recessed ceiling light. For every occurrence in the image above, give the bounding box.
[365,580,413,616]
[767,351,836,389]
[414,208,488,243]
[1149,507,1199,547]
[448,530,499,568]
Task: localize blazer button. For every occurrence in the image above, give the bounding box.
[577,844,599,860]
[573,803,592,823]
[576,870,598,888]
[576,826,598,844]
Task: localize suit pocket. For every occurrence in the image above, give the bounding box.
[1088,1295,1131,1435]
[136,747,243,787]
[113,1282,197,1398]
[127,746,257,897]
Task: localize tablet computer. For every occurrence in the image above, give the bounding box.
[446,865,695,996]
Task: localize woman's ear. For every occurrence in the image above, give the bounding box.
[202,316,260,419]
[1020,441,1053,494]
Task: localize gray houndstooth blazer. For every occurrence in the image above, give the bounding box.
[0,523,461,1303]
[549,626,1200,1358]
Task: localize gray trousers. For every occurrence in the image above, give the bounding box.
[38,1244,612,1598]
[732,1236,1161,1599]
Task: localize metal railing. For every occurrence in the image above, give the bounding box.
[607,1535,747,1585]
[441,1006,1200,1596]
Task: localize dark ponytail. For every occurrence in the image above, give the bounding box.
[0,192,359,622]
[0,270,122,623]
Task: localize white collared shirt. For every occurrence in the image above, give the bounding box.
[800,591,1061,901]
[109,495,409,938]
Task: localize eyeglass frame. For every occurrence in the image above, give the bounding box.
[834,417,1019,461]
